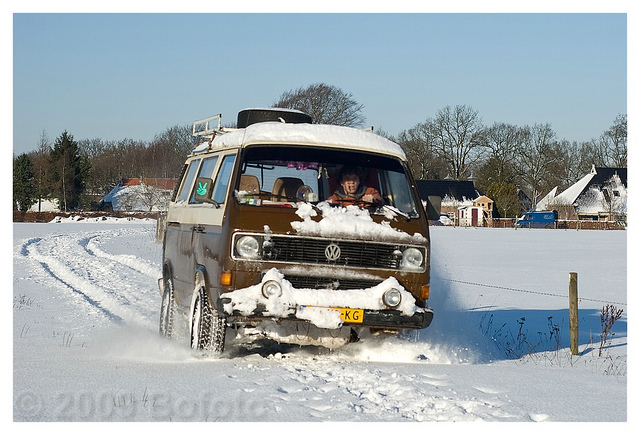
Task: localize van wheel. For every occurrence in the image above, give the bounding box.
[159,276,175,338]
[190,284,226,353]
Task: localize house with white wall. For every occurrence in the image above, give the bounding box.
[535,166,627,223]
[100,178,177,212]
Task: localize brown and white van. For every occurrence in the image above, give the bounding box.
[159,108,437,353]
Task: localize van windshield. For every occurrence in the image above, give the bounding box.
[235,145,421,218]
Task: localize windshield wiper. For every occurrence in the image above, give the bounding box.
[381,205,412,221]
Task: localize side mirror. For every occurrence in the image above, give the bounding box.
[194,177,220,207]
[425,195,441,220]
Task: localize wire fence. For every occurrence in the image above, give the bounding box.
[434,276,627,307]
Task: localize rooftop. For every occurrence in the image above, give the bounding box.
[192,122,406,160]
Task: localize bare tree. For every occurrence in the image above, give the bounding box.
[396,124,447,180]
[136,184,170,212]
[429,105,484,180]
[273,83,366,127]
[478,122,523,183]
[600,114,627,167]
[556,139,591,187]
[146,124,193,178]
[516,123,560,207]
[575,114,626,170]
[30,130,52,211]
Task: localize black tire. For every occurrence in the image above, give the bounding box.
[190,278,226,353]
[159,276,175,338]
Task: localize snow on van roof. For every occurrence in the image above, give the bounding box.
[196,122,406,160]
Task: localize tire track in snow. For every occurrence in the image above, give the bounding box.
[17,228,160,328]
[83,232,160,280]
[19,236,125,323]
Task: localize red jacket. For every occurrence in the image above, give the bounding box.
[328,186,383,206]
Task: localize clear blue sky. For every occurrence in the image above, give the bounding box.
[12,13,627,155]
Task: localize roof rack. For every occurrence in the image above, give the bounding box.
[192,114,222,137]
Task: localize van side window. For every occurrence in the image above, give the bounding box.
[212,155,236,204]
[190,156,219,204]
[199,156,220,179]
[171,164,188,202]
[176,159,201,203]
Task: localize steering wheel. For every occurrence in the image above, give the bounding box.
[296,185,315,201]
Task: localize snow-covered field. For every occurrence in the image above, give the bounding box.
[12,218,628,423]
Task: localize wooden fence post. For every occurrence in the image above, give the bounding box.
[569,272,579,355]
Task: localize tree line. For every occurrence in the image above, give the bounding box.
[13,83,627,218]
[13,125,193,212]
[396,106,626,217]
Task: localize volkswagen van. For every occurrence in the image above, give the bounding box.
[159,108,438,353]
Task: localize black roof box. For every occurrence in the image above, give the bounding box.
[237,108,313,128]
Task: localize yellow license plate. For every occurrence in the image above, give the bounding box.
[336,308,364,323]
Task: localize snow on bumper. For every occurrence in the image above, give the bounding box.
[218,268,433,330]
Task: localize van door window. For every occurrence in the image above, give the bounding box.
[212,155,236,204]
[176,159,201,203]
[190,156,219,204]
[384,170,418,216]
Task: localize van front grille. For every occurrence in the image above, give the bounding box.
[233,233,426,272]
[266,236,403,269]
[283,275,383,290]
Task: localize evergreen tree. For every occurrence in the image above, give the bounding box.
[13,153,36,212]
[49,131,90,211]
[484,181,522,218]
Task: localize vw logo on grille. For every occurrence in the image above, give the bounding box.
[324,243,341,261]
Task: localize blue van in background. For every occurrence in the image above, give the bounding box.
[517,210,558,228]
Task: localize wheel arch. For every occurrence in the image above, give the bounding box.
[162,261,174,285]
[194,264,221,308]
[161,260,180,303]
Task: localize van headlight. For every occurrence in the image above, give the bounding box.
[262,280,283,299]
[236,235,260,259]
[401,247,424,270]
[382,288,402,308]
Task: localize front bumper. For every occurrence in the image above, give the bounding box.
[217,268,433,331]
[218,302,434,330]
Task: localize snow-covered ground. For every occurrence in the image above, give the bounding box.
[12,218,628,423]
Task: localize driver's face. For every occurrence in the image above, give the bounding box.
[341,174,360,195]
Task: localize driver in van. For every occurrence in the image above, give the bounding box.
[328,167,383,206]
